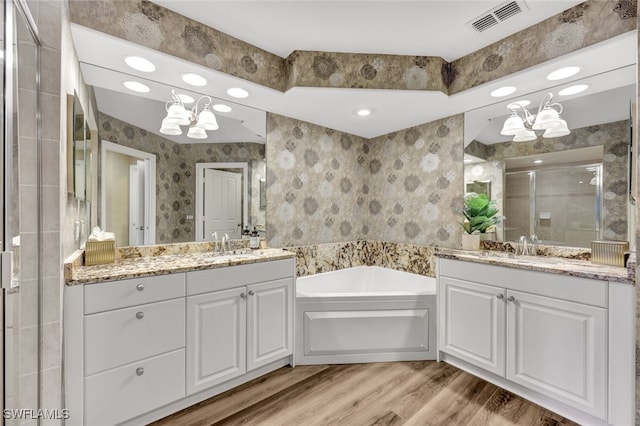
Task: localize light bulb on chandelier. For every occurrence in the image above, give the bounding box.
[500,93,570,142]
[159,89,219,139]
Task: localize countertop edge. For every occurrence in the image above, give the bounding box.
[66,250,296,286]
[435,250,634,285]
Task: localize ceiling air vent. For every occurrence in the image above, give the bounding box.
[467,0,529,33]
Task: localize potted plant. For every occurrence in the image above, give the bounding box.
[460,192,504,250]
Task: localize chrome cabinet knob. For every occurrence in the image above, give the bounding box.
[136,312,144,319]
[240,292,247,299]
[507,295,515,302]
[136,367,144,376]
[496,294,504,299]
[248,290,255,296]
[136,284,144,291]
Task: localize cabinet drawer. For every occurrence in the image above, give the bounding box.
[85,298,185,375]
[439,259,607,308]
[187,259,294,295]
[84,273,186,314]
[85,349,185,426]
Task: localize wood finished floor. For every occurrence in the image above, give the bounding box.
[152,361,579,426]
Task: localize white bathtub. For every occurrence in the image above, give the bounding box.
[295,266,437,365]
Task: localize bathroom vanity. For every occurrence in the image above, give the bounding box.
[436,251,635,426]
[64,248,296,426]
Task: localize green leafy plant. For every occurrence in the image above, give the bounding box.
[461,192,504,234]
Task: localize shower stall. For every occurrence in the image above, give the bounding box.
[504,164,602,248]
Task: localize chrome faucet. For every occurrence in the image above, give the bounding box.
[517,235,529,256]
[211,231,218,253]
[529,234,539,256]
[221,233,229,255]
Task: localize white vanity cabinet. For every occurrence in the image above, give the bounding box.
[65,257,296,426]
[437,258,634,426]
[186,261,293,395]
[65,274,187,426]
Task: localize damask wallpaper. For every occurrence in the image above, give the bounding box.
[367,115,464,247]
[98,113,265,244]
[70,0,634,94]
[265,114,369,247]
[266,113,464,249]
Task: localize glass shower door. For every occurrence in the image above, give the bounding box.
[3,1,41,424]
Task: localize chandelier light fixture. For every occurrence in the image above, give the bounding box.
[159,89,219,139]
[500,93,570,142]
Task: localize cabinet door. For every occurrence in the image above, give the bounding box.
[506,290,606,419]
[439,277,506,376]
[186,287,246,395]
[247,278,293,371]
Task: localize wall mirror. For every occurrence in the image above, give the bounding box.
[464,34,636,248]
[79,63,267,246]
[67,93,89,200]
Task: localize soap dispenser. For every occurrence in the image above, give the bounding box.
[249,227,260,249]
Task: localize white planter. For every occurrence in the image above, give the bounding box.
[461,233,481,251]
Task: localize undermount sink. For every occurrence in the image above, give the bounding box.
[199,252,258,262]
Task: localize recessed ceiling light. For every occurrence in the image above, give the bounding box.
[547,66,581,81]
[356,108,372,117]
[123,81,150,93]
[124,56,155,72]
[491,86,516,98]
[558,84,589,96]
[533,159,544,164]
[182,73,207,87]
[178,94,194,104]
[464,158,473,163]
[227,87,249,98]
[213,104,232,113]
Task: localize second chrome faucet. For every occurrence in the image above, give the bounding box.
[516,234,538,256]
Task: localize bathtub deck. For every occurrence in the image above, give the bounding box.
[152,361,578,426]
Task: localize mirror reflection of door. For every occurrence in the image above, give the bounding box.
[101,141,156,246]
[204,169,242,239]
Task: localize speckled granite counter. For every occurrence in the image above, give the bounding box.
[65,248,296,286]
[436,248,635,284]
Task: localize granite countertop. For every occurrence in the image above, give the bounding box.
[66,248,296,286]
[435,248,635,284]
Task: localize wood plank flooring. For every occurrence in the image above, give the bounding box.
[152,362,579,426]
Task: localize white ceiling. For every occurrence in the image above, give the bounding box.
[504,145,603,170]
[153,0,583,61]
[71,1,636,144]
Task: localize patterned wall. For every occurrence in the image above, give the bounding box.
[69,0,286,91]
[266,113,464,249]
[70,0,634,94]
[466,120,630,242]
[449,0,635,94]
[286,51,447,92]
[265,113,370,247]
[98,113,265,244]
[367,115,464,248]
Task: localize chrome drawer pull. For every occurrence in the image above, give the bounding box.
[496,294,504,299]
[136,284,144,291]
[136,312,144,319]
[248,290,255,296]
[240,292,247,299]
[507,296,515,302]
[136,367,144,376]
